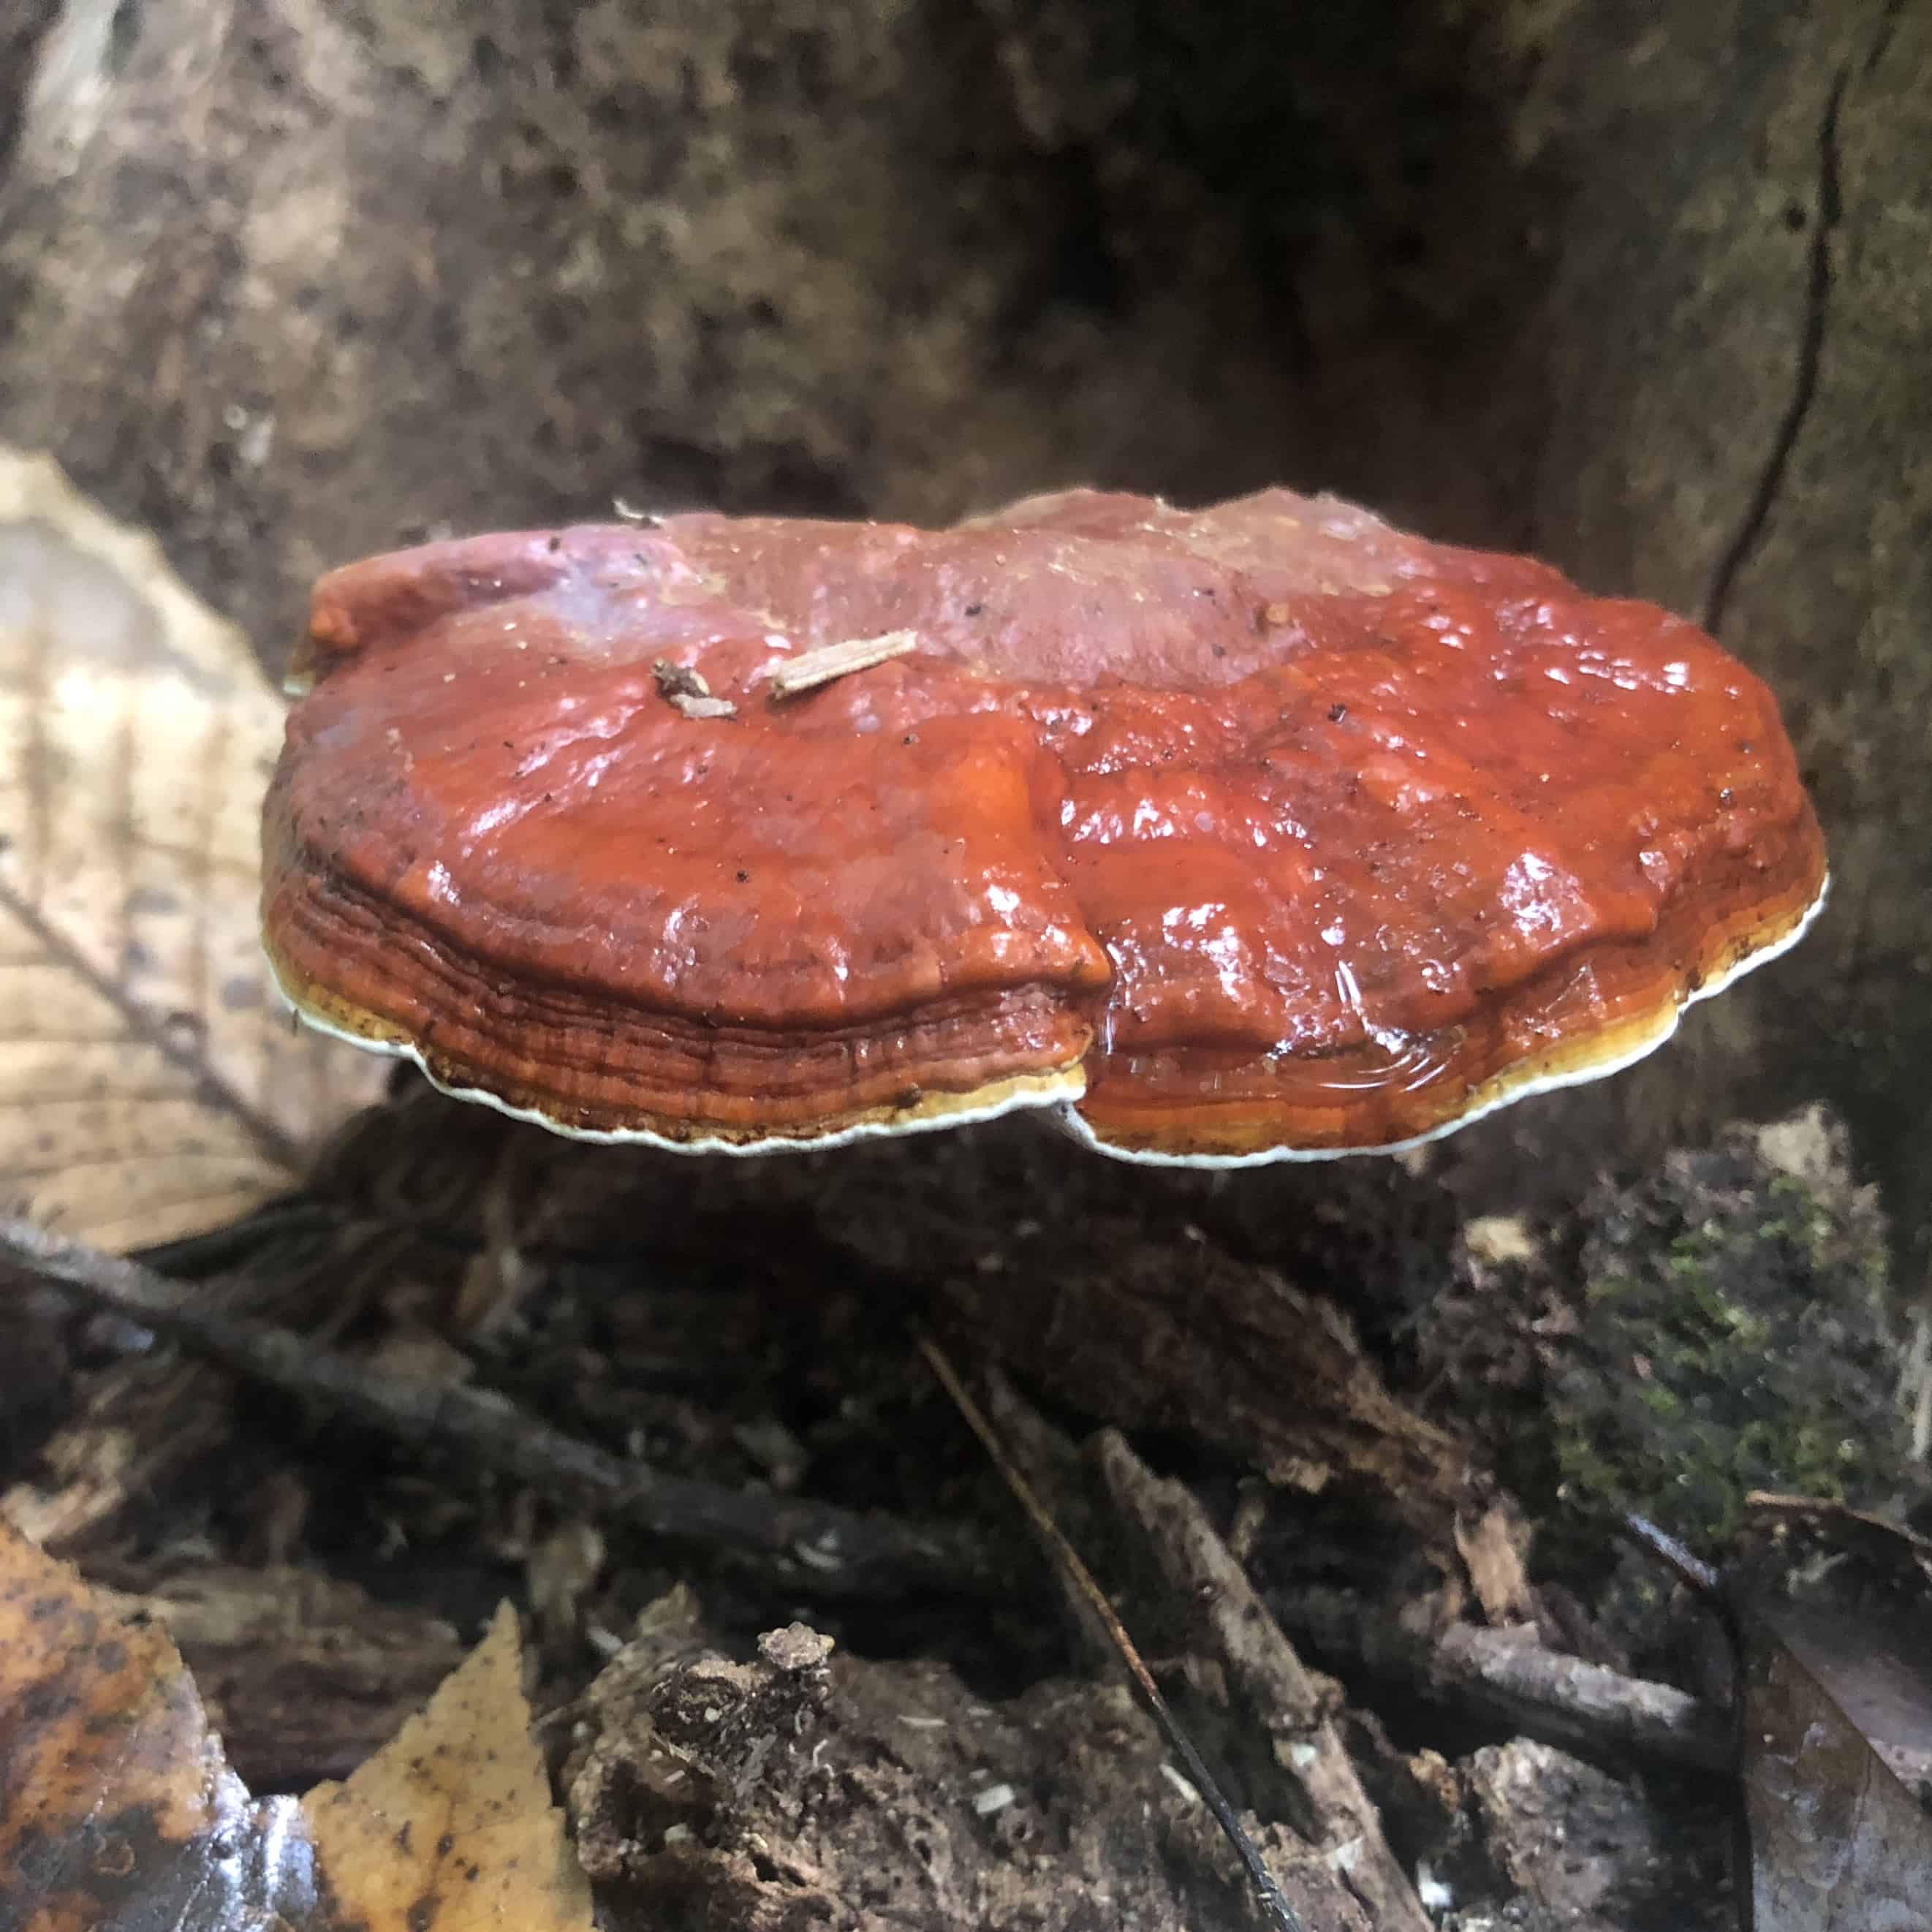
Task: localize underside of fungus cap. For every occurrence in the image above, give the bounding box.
[262,488,1827,1164]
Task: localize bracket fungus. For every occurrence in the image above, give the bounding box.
[262,488,1826,1165]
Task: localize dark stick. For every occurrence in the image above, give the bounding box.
[1430,1622,1730,1772]
[1273,1580,1732,1774]
[0,1215,990,1601]
[918,1336,1309,1932]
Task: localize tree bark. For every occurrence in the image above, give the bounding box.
[1504,0,1932,1259]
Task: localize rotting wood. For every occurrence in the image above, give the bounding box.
[565,1583,1378,1930]
[1093,1427,1433,1932]
[767,627,917,699]
[920,1339,1309,1932]
[128,1564,467,1789]
[1433,1624,1730,1773]
[927,1218,1501,1555]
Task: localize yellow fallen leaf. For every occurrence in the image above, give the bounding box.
[0,447,383,1249]
[304,1602,596,1932]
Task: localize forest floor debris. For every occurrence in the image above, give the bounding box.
[1,1092,1925,1928]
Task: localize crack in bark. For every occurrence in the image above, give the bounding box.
[1863,0,1907,79]
[1702,0,1902,636]
[1701,68,1847,636]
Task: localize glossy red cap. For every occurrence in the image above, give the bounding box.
[262,488,1827,1162]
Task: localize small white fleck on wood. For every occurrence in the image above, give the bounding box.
[971,1781,1018,1816]
[768,628,918,700]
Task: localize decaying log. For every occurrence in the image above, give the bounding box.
[1092,1428,1433,1932]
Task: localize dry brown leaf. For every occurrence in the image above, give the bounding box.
[0,1515,281,1928]
[0,447,383,1250]
[304,1602,596,1932]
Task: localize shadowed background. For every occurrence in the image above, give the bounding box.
[1,0,1924,1262]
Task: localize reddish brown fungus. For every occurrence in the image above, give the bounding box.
[261,488,1827,1163]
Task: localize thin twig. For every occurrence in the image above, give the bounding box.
[1622,1513,1721,1597]
[917,1336,1307,1932]
[767,629,917,699]
[1743,1490,1932,1557]
[0,1216,990,1601]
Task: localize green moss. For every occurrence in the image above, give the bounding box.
[1533,1132,1905,1553]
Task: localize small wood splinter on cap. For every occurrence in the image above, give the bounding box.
[651,659,738,720]
[767,628,919,700]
